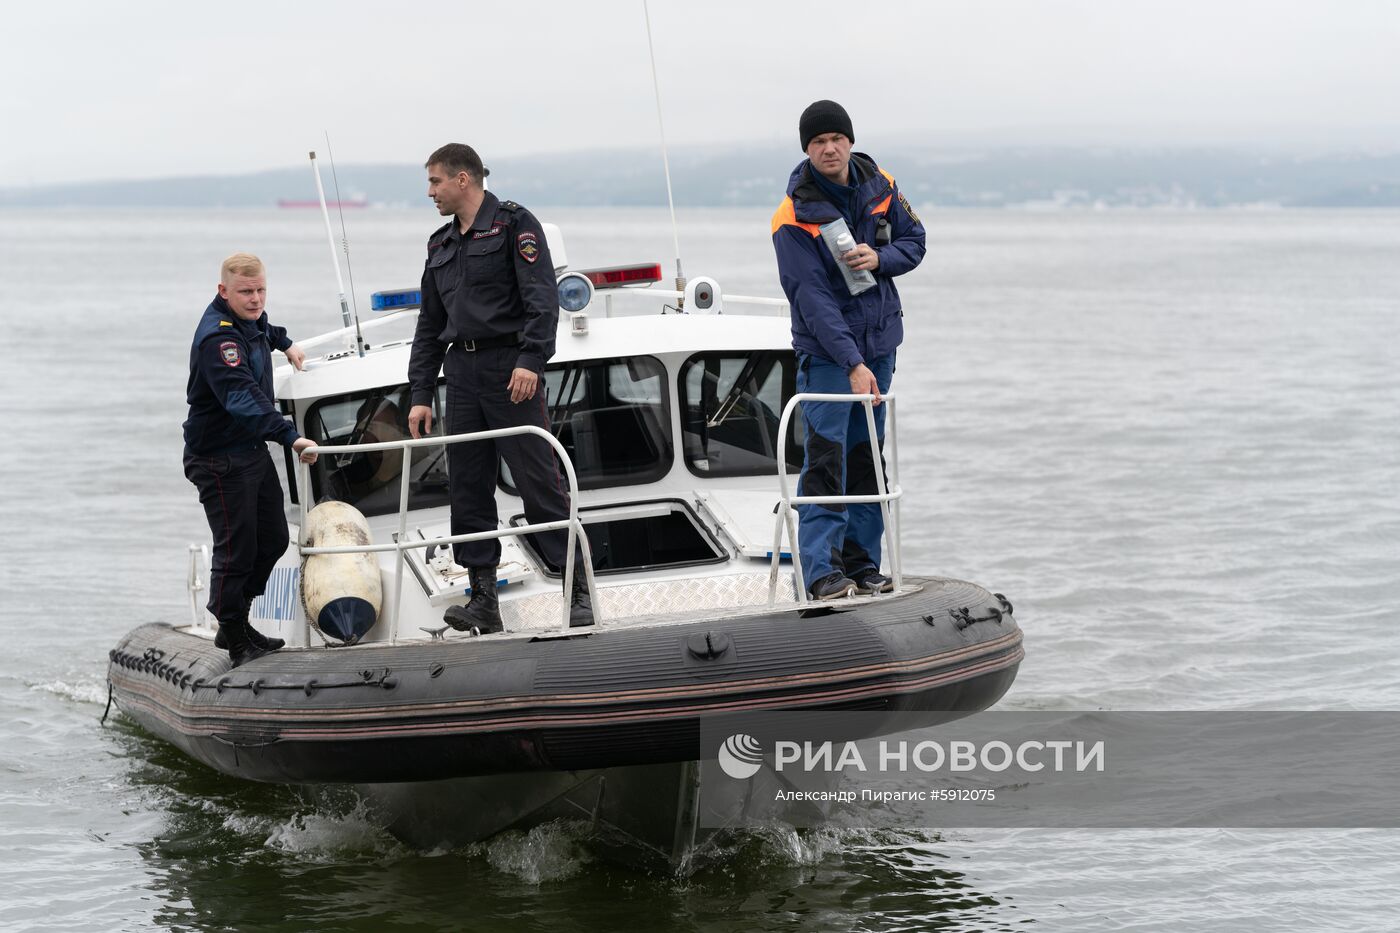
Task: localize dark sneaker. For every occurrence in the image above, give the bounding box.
[808,572,857,601]
[852,571,894,595]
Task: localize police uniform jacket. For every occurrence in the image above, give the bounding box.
[409,191,558,408]
[771,153,926,370]
[182,295,300,455]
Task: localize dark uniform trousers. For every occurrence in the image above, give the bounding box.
[444,344,574,569]
[183,446,290,627]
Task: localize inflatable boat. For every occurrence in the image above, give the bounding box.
[108,226,1022,861]
[109,577,1020,784]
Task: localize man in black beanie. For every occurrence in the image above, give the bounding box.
[772,100,926,601]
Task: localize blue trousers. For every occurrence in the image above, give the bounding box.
[795,353,894,588]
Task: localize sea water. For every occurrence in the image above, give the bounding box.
[0,207,1397,931]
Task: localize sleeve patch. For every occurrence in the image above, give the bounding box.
[517,231,540,263]
[898,192,921,225]
[219,341,242,367]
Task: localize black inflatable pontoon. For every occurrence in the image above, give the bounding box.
[108,577,1021,785]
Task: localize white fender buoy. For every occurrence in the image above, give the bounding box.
[301,500,382,645]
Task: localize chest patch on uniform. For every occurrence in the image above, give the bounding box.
[219,341,242,367]
[517,232,540,263]
[472,224,504,240]
[898,192,921,225]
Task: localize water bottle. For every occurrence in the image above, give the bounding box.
[819,219,876,296]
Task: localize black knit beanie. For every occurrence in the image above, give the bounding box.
[799,100,854,150]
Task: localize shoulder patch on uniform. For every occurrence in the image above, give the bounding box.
[219,340,242,367]
[219,320,233,327]
[898,192,921,225]
[517,231,539,263]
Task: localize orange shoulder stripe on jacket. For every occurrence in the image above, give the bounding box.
[869,170,896,215]
[772,197,822,237]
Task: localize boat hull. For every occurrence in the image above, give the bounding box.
[108,577,1022,785]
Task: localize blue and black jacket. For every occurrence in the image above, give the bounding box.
[771,153,926,370]
[182,295,300,455]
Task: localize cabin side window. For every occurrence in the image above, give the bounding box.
[301,384,451,517]
[679,351,803,477]
[500,355,673,492]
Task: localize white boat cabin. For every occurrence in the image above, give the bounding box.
[184,227,902,647]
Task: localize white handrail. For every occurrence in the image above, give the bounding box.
[186,544,210,628]
[292,309,413,353]
[294,425,596,642]
[766,392,902,605]
[601,289,788,318]
[295,288,788,349]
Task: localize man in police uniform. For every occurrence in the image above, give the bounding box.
[183,253,319,666]
[771,101,926,600]
[407,143,592,631]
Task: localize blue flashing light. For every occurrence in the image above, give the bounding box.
[371,288,422,312]
[556,273,593,312]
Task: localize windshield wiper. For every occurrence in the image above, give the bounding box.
[707,353,769,428]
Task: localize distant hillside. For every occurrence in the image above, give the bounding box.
[3,146,1399,209]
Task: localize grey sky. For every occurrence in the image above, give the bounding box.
[3,0,1397,187]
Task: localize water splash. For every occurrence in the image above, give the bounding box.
[29,678,108,706]
[689,824,941,874]
[480,820,592,884]
[264,806,402,859]
[216,797,403,861]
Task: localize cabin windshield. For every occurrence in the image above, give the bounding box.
[301,384,451,517]
[679,351,803,477]
[300,355,672,516]
[501,355,672,493]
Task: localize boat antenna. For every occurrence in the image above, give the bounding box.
[308,149,366,357]
[324,132,362,324]
[642,0,685,309]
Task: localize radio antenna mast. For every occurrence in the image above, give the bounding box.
[324,133,362,324]
[309,149,366,357]
[642,0,686,308]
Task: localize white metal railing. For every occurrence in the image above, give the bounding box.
[599,290,788,318]
[187,544,211,628]
[294,310,414,353]
[291,289,788,356]
[294,426,597,642]
[767,392,902,605]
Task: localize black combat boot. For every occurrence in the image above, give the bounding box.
[216,598,285,651]
[220,620,271,668]
[444,567,504,634]
[567,570,595,628]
